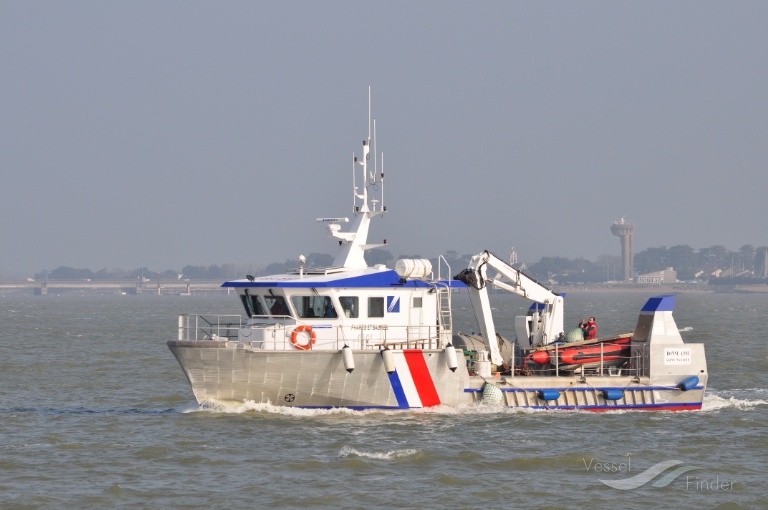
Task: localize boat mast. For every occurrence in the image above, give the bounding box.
[326,86,386,269]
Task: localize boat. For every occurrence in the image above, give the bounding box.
[558,339,630,368]
[167,91,708,411]
[524,336,632,370]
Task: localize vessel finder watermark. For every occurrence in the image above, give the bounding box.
[582,454,735,491]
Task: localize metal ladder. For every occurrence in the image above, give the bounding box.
[435,255,453,345]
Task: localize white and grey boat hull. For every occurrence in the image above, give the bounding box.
[168,340,706,411]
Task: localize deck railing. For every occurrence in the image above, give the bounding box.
[177,314,242,341]
[177,314,445,350]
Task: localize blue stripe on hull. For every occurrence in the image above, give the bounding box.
[464,385,706,393]
[387,371,411,408]
[508,402,703,411]
[273,402,702,411]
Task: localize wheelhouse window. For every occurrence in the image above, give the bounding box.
[290,295,337,319]
[368,297,384,318]
[240,289,268,317]
[265,295,291,317]
[339,296,359,318]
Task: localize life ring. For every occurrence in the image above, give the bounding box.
[291,325,316,350]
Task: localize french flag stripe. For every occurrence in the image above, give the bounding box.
[403,350,442,407]
[392,352,423,408]
[386,371,410,408]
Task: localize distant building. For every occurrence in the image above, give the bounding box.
[636,267,677,285]
[610,218,634,282]
[762,253,768,278]
[759,247,768,278]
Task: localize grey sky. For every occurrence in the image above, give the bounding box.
[2,2,766,277]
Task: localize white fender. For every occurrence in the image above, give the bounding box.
[445,344,458,372]
[341,345,355,373]
[380,347,395,374]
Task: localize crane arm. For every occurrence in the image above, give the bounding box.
[455,251,565,365]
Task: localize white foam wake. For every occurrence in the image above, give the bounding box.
[181,400,360,416]
[180,400,557,417]
[338,445,420,460]
[701,389,768,411]
[179,392,767,416]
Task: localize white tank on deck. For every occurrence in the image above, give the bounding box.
[395,259,433,280]
[475,350,492,378]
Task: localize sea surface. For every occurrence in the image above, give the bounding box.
[1,290,766,509]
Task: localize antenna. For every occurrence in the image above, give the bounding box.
[351,151,356,211]
[370,92,385,214]
[367,88,374,185]
[381,151,385,212]
[327,86,388,269]
[368,84,372,142]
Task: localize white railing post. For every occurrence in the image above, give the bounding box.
[600,342,604,374]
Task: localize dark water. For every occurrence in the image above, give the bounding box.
[1,291,766,509]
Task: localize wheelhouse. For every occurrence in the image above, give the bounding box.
[220,264,461,351]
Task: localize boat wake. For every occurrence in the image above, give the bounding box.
[338,445,420,461]
[182,400,569,417]
[181,400,360,416]
[701,389,768,411]
[180,395,765,416]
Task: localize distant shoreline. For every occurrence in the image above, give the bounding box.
[3,279,767,296]
[553,284,768,294]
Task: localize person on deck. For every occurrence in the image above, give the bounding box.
[583,317,598,340]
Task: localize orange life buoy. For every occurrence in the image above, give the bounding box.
[291,325,316,350]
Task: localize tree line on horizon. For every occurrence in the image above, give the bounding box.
[32,244,768,284]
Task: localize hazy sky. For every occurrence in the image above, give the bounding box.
[2,2,767,277]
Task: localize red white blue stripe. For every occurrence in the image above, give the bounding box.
[386,350,441,408]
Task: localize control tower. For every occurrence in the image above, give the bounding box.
[611,218,634,281]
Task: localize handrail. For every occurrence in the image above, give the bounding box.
[177,314,443,350]
[178,314,242,341]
